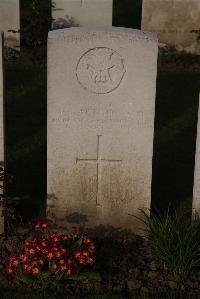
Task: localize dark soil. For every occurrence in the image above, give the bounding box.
[1,225,200,298]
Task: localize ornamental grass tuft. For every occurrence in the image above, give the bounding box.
[140,208,200,279]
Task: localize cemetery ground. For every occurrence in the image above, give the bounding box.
[0,48,199,299]
[0,1,199,298]
[5,49,200,219]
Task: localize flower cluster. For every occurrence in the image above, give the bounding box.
[6,219,95,281]
[34,219,49,231]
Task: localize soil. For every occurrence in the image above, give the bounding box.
[2,46,200,297]
[1,224,200,298]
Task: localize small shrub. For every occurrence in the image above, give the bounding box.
[140,208,200,279]
[6,219,100,287]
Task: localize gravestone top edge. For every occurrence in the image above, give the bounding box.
[48,27,158,41]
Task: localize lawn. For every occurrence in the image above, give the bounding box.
[152,70,200,213]
[5,63,47,219]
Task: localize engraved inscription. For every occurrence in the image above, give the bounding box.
[76,135,122,206]
[76,47,126,94]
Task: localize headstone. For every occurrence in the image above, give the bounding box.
[193,95,200,218]
[0,0,20,50]
[142,0,200,54]
[0,33,4,233]
[52,0,113,29]
[47,27,158,233]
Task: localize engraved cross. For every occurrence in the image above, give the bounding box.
[81,0,85,7]
[76,135,122,207]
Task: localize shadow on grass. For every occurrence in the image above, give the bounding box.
[4,64,200,220]
[151,70,200,214]
[5,63,47,219]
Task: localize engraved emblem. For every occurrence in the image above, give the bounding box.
[76,47,126,94]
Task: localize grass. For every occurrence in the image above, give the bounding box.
[3,0,200,219]
[140,208,200,279]
[5,63,47,219]
[152,70,200,213]
[4,62,200,218]
[3,58,200,299]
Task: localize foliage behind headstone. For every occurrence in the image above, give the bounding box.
[21,0,52,49]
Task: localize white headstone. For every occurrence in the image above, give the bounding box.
[52,0,113,29]
[142,0,200,54]
[0,0,20,50]
[0,33,4,233]
[193,95,200,218]
[47,27,158,233]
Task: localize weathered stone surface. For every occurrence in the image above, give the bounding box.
[0,0,20,50]
[193,94,200,218]
[142,0,200,54]
[0,33,4,233]
[47,27,158,234]
[52,0,113,29]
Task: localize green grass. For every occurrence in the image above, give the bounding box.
[5,63,47,219]
[152,70,200,213]
[4,0,200,219]
[3,60,200,299]
[140,208,200,278]
[4,62,200,218]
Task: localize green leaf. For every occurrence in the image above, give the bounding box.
[55,272,64,281]
[68,273,87,282]
[40,271,52,279]
[69,238,83,254]
[17,272,34,284]
[81,271,101,282]
[68,271,101,283]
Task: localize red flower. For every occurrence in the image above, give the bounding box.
[46,250,54,261]
[64,259,77,277]
[31,259,40,267]
[74,249,95,266]
[50,232,62,244]
[32,267,40,276]
[62,234,71,241]
[6,267,16,276]
[36,239,48,251]
[24,263,32,273]
[61,248,67,254]
[7,256,20,268]
[34,219,49,231]
[27,248,36,256]
[20,254,29,263]
[6,223,96,280]
[55,251,62,259]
